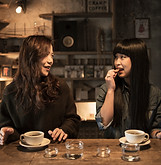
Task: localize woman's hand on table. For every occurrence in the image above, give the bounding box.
[48,128,68,142]
[0,127,14,145]
[155,131,161,139]
[151,130,161,139]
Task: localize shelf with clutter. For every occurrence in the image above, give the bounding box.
[51,52,112,101]
[52,12,113,53]
[49,11,113,102]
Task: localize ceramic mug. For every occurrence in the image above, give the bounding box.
[125,129,149,144]
[20,131,44,146]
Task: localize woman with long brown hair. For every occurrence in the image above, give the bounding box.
[0,35,80,145]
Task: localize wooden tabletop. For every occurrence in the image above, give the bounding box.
[0,139,161,165]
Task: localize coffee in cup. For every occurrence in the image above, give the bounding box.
[20,131,44,146]
[125,129,149,144]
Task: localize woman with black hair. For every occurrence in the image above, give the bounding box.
[0,35,80,145]
[96,38,161,139]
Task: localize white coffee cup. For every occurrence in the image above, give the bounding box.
[20,131,44,146]
[125,129,149,144]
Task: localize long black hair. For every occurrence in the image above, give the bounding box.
[112,38,149,132]
[14,35,61,112]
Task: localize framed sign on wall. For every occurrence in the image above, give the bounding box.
[87,0,109,13]
[135,18,150,39]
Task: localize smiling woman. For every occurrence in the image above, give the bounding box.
[0,35,81,145]
[39,45,53,76]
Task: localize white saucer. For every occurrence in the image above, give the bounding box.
[119,137,151,146]
[19,138,50,149]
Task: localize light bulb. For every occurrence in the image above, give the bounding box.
[16,6,22,13]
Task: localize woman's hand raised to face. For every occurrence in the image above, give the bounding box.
[105,69,119,90]
[0,127,14,145]
[48,128,68,142]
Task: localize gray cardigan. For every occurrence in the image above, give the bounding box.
[96,83,161,138]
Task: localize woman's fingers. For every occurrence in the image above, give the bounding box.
[156,132,161,139]
[0,127,14,145]
[58,131,68,141]
[48,128,68,142]
[113,69,119,78]
[106,69,119,79]
[0,130,5,145]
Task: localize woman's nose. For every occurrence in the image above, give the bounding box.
[115,58,121,66]
[48,61,53,65]
[47,56,53,65]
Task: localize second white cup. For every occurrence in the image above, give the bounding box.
[125,129,149,144]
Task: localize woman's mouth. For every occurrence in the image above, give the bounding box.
[44,66,51,72]
[118,68,124,72]
[117,68,124,75]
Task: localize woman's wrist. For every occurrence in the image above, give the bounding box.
[107,88,115,93]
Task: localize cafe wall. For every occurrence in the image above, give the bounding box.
[0,0,86,37]
[0,0,161,88]
[113,0,161,89]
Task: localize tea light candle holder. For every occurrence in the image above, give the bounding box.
[44,147,58,158]
[96,146,110,158]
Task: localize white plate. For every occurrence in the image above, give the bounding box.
[19,138,50,149]
[119,137,151,146]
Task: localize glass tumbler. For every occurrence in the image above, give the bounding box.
[121,143,140,162]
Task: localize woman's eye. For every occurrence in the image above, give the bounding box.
[114,56,118,60]
[121,55,126,59]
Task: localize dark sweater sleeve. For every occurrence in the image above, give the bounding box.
[59,82,81,138]
[149,84,161,131]
[0,95,20,142]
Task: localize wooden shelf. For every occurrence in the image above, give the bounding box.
[54,51,112,55]
[0,3,9,8]
[0,35,26,39]
[64,78,104,81]
[0,52,19,59]
[39,12,112,20]
[0,77,13,81]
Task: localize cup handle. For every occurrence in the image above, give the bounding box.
[143,133,149,142]
[20,134,25,143]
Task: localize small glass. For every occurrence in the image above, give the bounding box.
[97,146,110,158]
[44,147,58,158]
[65,140,84,160]
[121,143,140,162]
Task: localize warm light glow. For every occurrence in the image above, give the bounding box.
[76,102,96,121]
[16,6,22,13]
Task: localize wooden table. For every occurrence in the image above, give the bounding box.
[0,139,161,165]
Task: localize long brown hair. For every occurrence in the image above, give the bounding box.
[112,38,149,132]
[14,35,61,111]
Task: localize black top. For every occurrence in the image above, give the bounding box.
[0,78,80,142]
